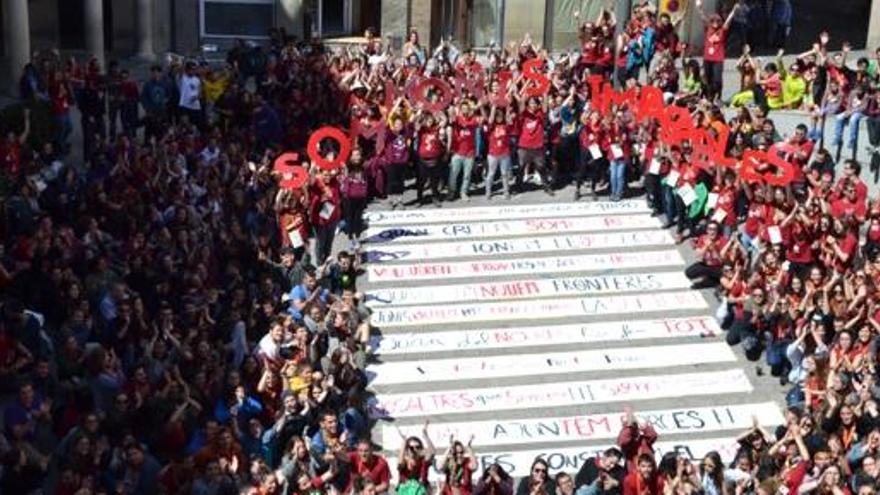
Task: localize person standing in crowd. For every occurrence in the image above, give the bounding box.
[380,100,413,209]
[447,101,480,202]
[514,93,554,196]
[6,18,880,495]
[696,0,740,102]
[340,148,369,247]
[309,169,341,266]
[484,104,514,200]
[177,61,204,129]
[414,111,447,205]
[771,0,793,50]
[141,65,171,142]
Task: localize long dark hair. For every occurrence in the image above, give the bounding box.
[701,451,724,492]
[482,462,511,482]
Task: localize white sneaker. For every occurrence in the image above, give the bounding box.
[461,192,470,202]
[534,172,543,185]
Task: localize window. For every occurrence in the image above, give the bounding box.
[471,0,503,47]
[548,0,602,51]
[200,0,275,38]
[502,0,546,47]
[318,0,351,37]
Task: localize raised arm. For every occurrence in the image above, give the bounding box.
[723,3,739,31]
[695,0,710,24]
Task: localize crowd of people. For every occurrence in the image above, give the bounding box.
[1,0,880,493]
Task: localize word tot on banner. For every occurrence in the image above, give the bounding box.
[307,127,351,171]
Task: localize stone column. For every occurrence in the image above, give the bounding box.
[135,0,154,59]
[410,0,433,45]
[3,0,31,94]
[381,0,408,48]
[685,0,717,54]
[868,0,880,51]
[84,0,105,67]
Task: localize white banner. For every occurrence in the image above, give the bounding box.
[364,230,674,263]
[366,272,690,307]
[388,437,741,481]
[364,200,650,226]
[370,291,708,327]
[364,214,662,243]
[368,369,752,419]
[382,402,784,450]
[368,342,735,386]
[367,250,685,282]
[372,316,721,356]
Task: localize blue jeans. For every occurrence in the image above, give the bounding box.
[486,154,512,196]
[739,232,760,259]
[609,159,626,198]
[56,112,73,148]
[834,111,865,149]
[448,154,475,196]
[663,185,677,223]
[786,385,805,409]
[765,340,791,376]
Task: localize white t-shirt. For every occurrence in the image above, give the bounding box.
[200,146,220,165]
[178,74,202,110]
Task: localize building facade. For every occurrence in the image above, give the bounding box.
[1,0,878,92]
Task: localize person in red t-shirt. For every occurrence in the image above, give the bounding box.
[821,218,858,274]
[484,105,514,200]
[119,69,141,138]
[309,170,342,265]
[275,189,310,257]
[686,222,733,289]
[833,160,868,205]
[347,440,391,494]
[414,112,446,205]
[696,0,739,101]
[447,101,480,201]
[830,181,867,222]
[576,110,604,198]
[52,83,73,150]
[622,454,664,495]
[0,108,30,177]
[515,94,554,196]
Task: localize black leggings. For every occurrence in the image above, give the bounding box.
[685,262,722,288]
[704,61,724,100]
[342,197,367,238]
[867,116,880,147]
[416,159,444,202]
[386,161,408,195]
[575,152,604,188]
[516,147,554,189]
[644,173,663,213]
